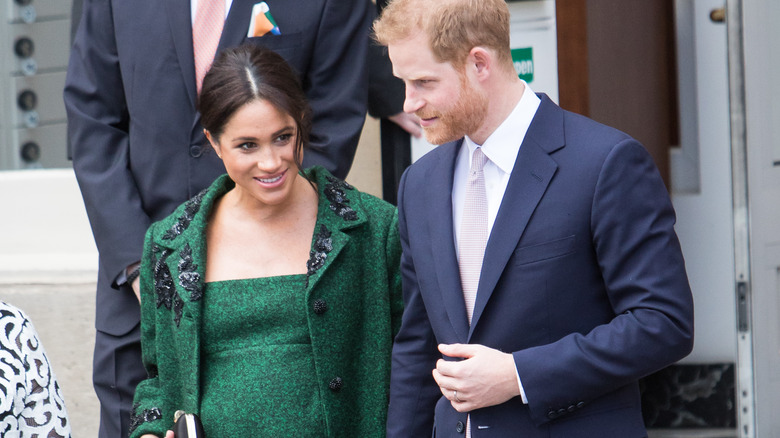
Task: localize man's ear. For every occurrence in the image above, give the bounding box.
[468,46,492,80]
[204,129,222,158]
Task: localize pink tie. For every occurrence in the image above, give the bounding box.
[459,148,489,325]
[459,148,488,438]
[193,0,225,94]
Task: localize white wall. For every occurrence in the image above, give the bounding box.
[0,168,97,283]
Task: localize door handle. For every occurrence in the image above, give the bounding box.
[710,7,726,23]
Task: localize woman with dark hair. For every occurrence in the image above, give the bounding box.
[129,44,402,438]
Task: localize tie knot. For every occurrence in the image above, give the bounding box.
[470,148,488,173]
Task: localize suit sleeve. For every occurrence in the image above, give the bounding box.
[300,0,370,179]
[386,170,442,437]
[513,139,694,425]
[129,225,169,438]
[64,0,151,283]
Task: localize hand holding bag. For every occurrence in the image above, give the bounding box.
[173,411,205,438]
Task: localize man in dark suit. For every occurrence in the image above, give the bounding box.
[64,1,370,437]
[374,0,694,436]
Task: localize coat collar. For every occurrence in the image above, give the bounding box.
[302,167,368,292]
[151,166,368,287]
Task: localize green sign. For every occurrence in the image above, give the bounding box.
[511,47,534,83]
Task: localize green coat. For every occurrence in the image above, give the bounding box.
[129,167,402,438]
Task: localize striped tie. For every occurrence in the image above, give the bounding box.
[193,0,225,94]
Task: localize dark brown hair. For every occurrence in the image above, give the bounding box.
[199,44,312,175]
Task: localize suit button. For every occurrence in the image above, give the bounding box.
[576,401,585,408]
[189,145,202,157]
[547,410,557,419]
[557,408,567,417]
[328,377,342,392]
[455,421,465,433]
[313,299,328,314]
[567,404,576,412]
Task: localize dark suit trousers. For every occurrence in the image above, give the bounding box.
[93,303,145,438]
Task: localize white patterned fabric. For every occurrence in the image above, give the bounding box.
[458,148,489,438]
[459,147,489,324]
[0,302,72,437]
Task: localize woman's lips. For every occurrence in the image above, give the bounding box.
[254,169,286,187]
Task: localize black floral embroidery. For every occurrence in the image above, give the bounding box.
[152,246,175,310]
[306,225,333,286]
[153,244,200,327]
[178,244,203,301]
[324,176,358,221]
[128,404,162,434]
[162,188,207,240]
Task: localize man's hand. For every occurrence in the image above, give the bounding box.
[131,276,141,303]
[387,112,422,138]
[432,343,520,412]
[126,262,141,303]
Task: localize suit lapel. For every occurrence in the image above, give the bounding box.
[426,142,470,341]
[468,96,564,336]
[165,0,197,109]
[219,0,254,52]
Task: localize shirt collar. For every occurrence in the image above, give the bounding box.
[464,81,541,174]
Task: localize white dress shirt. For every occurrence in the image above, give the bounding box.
[452,81,541,404]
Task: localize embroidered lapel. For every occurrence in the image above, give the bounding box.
[149,175,229,414]
[303,168,367,294]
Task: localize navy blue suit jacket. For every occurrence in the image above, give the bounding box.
[64,0,370,335]
[388,95,694,437]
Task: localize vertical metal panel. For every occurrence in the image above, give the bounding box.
[724,0,755,436]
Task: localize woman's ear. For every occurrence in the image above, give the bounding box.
[204,129,222,158]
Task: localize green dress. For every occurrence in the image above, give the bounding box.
[199,275,326,436]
